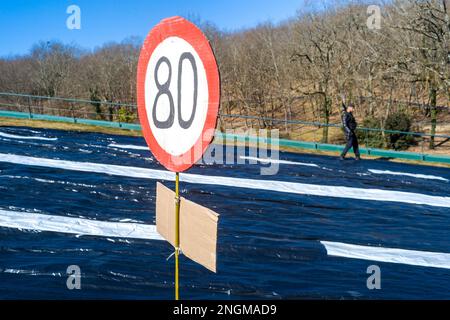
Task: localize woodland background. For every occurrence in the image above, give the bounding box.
[1,0,449,152]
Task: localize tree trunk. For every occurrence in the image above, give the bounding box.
[321,95,331,143]
[108,105,114,122]
[429,85,437,150]
[368,72,375,117]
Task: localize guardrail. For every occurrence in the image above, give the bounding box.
[1,92,449,164]
[216,132,450,164]
[1,91,449,138]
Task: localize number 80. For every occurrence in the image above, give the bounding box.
[152,52,198,130]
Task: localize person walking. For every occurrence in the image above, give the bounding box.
[340,100,361,160]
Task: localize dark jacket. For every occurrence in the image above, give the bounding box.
[342,110,357,135]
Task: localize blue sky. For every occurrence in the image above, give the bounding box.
[0,0,313,57]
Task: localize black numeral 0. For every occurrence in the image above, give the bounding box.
[178,52,198,129]
[152,52,198,130]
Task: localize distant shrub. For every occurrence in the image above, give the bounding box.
[356,117,384,148]
[355,112,417,150]
[118,107,136,123]
[384,111,416,150]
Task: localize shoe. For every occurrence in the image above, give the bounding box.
[339,156,345,160]
[355,156,361,161]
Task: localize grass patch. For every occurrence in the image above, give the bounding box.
[0,117,142,137]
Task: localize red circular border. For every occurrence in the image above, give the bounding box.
[137,16,220,172]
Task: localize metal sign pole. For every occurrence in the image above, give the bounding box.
[175,172,180,300]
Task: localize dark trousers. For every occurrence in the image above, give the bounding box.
[341,132,360,158]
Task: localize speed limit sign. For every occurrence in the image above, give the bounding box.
[137,16,220,172]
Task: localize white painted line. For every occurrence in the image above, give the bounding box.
[321,241,450,269]
[108,144,149,151]
[368,169,449,182]
[0,209,163,240]
[1,153,450,208]
[0,132,57,141]
[239,156,319,167]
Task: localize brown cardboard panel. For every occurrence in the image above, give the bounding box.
[156,182,219,272]
[179,195,219,272]
[156,182,176,246]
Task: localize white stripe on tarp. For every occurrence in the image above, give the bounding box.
[108,144,149,151]
[0,132,57,141]
[239,155,319,167]
[321,241,450,269]
[368,169,449,182]
[0,209,163,240]
[1,153,450,208]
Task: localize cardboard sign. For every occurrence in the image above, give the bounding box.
[137,16,220,172]
[156,182,219,272]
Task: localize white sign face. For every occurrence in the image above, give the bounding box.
[144,36,209,156]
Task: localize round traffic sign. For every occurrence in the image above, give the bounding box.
[137,16,220,172]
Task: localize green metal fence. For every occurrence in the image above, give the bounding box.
[1,92,450,164]
[216,132,450,164]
